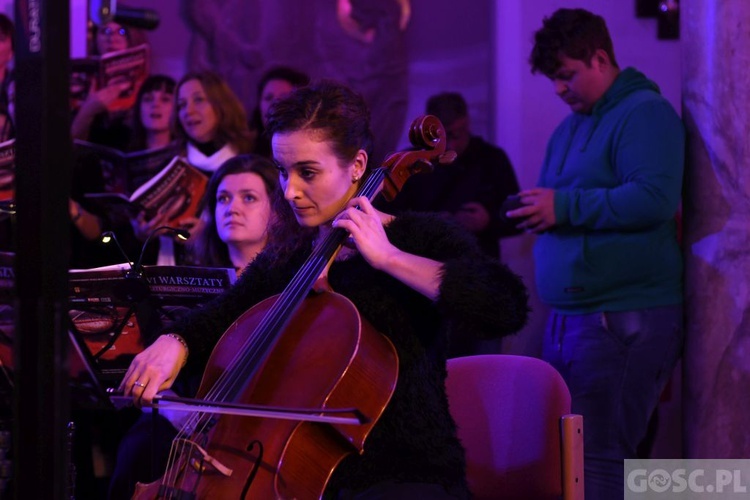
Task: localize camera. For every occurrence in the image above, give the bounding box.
[92,1,160,30]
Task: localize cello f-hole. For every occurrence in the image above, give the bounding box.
[241,440,264,499]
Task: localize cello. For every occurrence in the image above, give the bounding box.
[133,115,454,499]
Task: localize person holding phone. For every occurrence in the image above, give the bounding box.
[507,9,684,500]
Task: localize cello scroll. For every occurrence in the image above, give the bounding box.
[379,114,456,202]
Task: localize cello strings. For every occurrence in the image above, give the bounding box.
[194,168,385,414]
[161,170,385,494]
[159,169,386,494]
[200,168,385,406]
[161,238,338,491]
[160,244,327,485]
[153,112,446,494]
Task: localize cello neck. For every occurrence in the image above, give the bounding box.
[240,167,388,351]
[206,116,449,404]
[205,167,390,404]
[312,166,387,263]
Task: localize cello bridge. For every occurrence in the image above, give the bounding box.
[175,438,234,477]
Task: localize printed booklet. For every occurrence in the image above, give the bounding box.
[74,139,181,194]
[70,44,150,112]
[0,139,15,204]
[84,156,209,227]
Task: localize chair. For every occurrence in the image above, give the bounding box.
[445,354,584,500]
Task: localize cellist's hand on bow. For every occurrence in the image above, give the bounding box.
[332,197,442,301]
[118,334,187,407]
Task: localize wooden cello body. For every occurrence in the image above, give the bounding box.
[132,115,451,499]
[134,292,396,499]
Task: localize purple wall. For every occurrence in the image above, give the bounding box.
[109,0,495,150]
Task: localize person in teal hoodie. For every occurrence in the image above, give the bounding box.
[507,8,684,500]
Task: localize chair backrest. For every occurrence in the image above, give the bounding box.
[445,354,583,500]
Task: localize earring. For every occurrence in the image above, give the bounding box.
[352,175,359,183]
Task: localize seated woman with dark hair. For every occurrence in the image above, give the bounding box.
[108,153,292,499]
[187,154,299,274]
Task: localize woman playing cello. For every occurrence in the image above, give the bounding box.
[120,80,529,499]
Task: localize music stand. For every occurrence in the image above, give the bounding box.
[67,264,235,405]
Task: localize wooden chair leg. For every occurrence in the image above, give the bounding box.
[561,414,584,500]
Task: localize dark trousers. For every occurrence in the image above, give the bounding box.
[543,305,683,500]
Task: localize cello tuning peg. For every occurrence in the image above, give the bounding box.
[438,151,458,165]
[409,158,434,176]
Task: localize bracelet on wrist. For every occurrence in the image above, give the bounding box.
[165,333,189,366]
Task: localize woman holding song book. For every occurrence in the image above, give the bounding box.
[70,18,149,150]
[70,74,179,268]
[130,70,254,266]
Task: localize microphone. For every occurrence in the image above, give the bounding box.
[100,229,187,341]
[100,227,190,300]
[113,6,161,30]
[100,231,134,269]
[100,230,149,302]
[131,226,190,277]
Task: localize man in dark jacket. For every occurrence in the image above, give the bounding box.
[385,92,521,261]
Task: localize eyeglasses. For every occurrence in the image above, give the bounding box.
[98,26,128,38]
